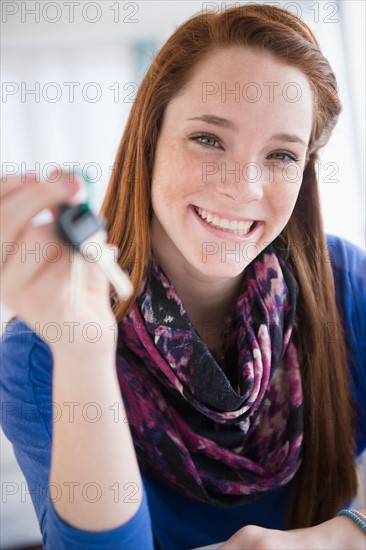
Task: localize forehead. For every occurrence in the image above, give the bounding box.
[169,46,313,130]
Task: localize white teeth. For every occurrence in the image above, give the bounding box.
[194,207,255,236]
[219,219,229,229]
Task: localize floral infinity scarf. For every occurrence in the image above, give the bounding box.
[116,243,303,507]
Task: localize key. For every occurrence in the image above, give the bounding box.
[69,249,85,314]
[56,202,133,301]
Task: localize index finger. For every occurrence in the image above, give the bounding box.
[0,167,68,201]
[0,173,81,248]
[0,173,41,201]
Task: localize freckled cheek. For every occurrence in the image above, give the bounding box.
[152,179,192,207]
[152,161,205,205]
[267,179,301,220]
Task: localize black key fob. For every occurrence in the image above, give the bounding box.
[56,203,106,249]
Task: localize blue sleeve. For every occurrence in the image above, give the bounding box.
[326,235,366,455]
[0,320,154,549]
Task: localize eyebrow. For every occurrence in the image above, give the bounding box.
[270,133,307,147]
[186,114,307,146]
[186,115,236,130]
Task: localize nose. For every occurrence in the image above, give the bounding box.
[213,160,264,203]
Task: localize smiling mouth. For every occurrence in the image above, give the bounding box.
[193,206,258,236]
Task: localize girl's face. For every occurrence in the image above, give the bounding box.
[150,46,313,280]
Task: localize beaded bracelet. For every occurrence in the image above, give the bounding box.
[349,509,366,523]
[337,509,366,533]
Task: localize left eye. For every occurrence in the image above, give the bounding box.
[269,152,299,162]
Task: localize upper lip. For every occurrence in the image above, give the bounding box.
[193,205,259,223]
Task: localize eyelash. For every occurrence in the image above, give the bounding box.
[190,133,222,149]
[189,133,300,162]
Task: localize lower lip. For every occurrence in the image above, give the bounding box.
[190,205,263,243]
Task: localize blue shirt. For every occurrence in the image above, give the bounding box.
[1,235,365,549]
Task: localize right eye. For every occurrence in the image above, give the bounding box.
[189,133,222,149]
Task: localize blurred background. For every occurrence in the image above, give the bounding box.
[1,1,365,548]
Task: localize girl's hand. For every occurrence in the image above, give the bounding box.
[1,171,117,358]
[219,515,365,550]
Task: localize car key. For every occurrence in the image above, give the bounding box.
[69,248,86,314]
[56,202,133,302]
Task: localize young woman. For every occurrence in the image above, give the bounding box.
[1,4,365,549]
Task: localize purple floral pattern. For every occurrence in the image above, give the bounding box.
[116,243,303,506]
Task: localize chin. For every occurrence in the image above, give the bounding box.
[189,249,250,279]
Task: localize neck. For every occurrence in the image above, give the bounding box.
[151,247,243,341]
